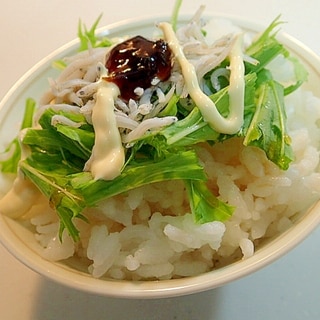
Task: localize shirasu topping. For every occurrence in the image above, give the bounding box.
[34,9,245,180]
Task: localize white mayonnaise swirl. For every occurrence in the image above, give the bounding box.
[84,81,125,180]
[158,22,245,134]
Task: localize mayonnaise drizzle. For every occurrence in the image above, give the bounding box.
[0,131,41,218]
[84,80,125,180]
[158,22,245,134]
[0,173,41,218]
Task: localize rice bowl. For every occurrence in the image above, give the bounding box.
[0,13,320,298]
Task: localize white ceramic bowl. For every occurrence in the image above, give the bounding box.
[1,14,320,299]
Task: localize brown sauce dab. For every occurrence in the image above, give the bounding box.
[104,36,172,101]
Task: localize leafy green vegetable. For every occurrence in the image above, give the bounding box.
[158,93,179,117]
[51,59,67,71]
[23,108,94,161]
[283,56,309,95]
[0,98,36,173]
[243,80,294,170]
[72,150,206,206]
[245,15,308,95]
[245,15,286,73]
[78,14,112,51]
[52,15,113,70]
[186,180,234,223]
[0,139,21,173]
[19,158,86,240]
[171,0,183,31]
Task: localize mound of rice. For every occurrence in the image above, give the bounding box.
[21,84,320,280]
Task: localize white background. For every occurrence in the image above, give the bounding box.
[1,0,320,319]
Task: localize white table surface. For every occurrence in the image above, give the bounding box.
[1,1,320,319]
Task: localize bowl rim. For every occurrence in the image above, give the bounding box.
[1,13,320,299]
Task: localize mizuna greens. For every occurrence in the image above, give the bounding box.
[0,12,307,242]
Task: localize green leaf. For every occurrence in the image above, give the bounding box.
[158,93,179,117]
[161,107,218,146]
[55,124,94,155]
[77,14,112,52]
[23,108,94,161]
[0,139,20,173]
[243,80,294,170]
[283,56,309,95]
[171,0,183,31]
[19,159,85,241]
[21,98,36,129]
[185,179,234,223]
[23,127,92,161]
[0,98,36,173]
[245,15,286,73]
[51,59,67,71]
[72,150,207,206]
